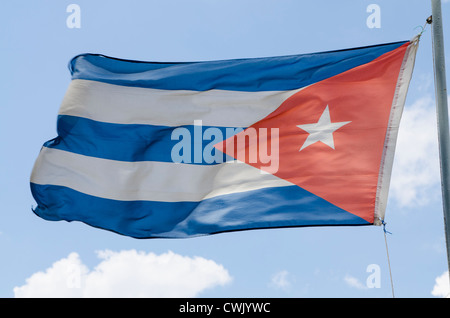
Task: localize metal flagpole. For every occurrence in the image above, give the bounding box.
[430,0,450,285]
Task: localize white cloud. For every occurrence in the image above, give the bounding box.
[14,250,232,298]
[390,96,441,207]
[13,252,89,298]
[431,271,450,298]
[343,274,367,290]
[269,270,292,290]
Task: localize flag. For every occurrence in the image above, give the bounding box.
[30,37,419,238]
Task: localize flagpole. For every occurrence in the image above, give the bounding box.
[430,0,450,283]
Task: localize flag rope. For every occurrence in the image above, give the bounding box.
[382,220,395,298]
[378,16,433,299]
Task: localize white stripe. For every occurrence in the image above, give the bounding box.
[30,147,293,202]
[59,79,302,127]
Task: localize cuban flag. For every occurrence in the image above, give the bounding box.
[30,37,419,238]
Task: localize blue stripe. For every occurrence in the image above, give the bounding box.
[31,183,370,239]
[70,41,408,92]
[45,115,238,164]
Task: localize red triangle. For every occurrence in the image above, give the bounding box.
[215,43,408,223]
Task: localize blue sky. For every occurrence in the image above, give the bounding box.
[1,0,450,298]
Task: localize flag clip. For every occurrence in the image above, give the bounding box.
[381,219,392,235]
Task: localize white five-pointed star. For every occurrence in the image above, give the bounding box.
[297,105,351,151]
